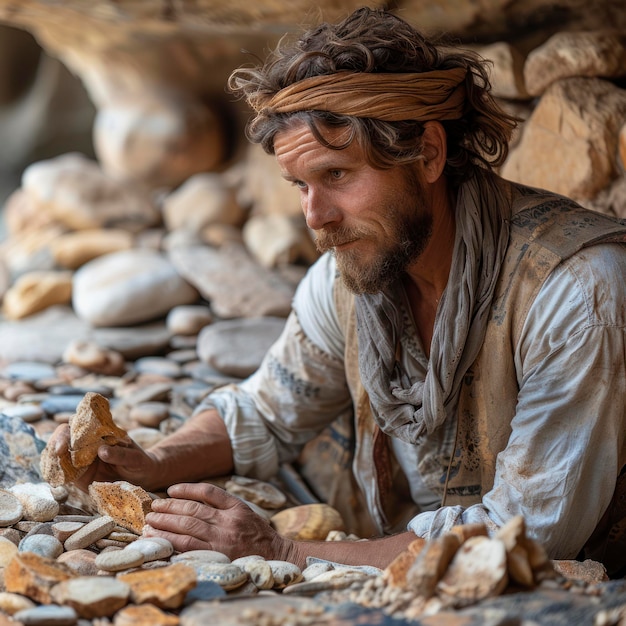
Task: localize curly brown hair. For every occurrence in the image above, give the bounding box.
[228,7,518,186]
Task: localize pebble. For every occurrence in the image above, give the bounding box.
[125,537,174,561]
[1,404,46,423]
[0,527,21,545]
[245,559,275,590]
[127,426,165,449]
[133,357,182,379]
[129,401,170,428]
[166,304,213,335]
[2,362,57,383]
[40,395,85,416]
[63,515,117,551]
[171,549,230,564]
[267,560,304,588]
[19,534,64,559]
[118,562,197,609]
[108,530,140,543]
[302,561,333,581]
[0,489,23,526]
[192,562,248,590]
[9,483,59,522]
[182,579,226,605]
[232,554,265,568]
[52,521,85,542]
[113,604,180,626]
[13,605,78,626]
[50,576,131,619]
[95,547,145,572]
[0,535,18,567]
[57,549,99,576]
[3,381,37,401]
[0,591,36,615]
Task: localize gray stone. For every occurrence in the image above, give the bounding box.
[133,356,182,379]
[182,580,226,605]
[1,404,46,423]
[196,317,286,378]
[18,534,64,559]
[169,243,295,319]
[40,394,85,416]
[1,361,57,382]
[13,604,78,626]
[0,307,92,364]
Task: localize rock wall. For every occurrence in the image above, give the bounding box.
[0,1,624,328]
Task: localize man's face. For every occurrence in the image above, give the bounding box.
[275,122,433,294]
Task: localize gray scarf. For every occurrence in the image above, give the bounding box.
[355,171,512,444]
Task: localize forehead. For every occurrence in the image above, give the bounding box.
[274,121,362,172]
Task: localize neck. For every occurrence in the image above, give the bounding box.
[405,179,456,303]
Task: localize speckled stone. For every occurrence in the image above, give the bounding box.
[192,562,247,590]
[63,516,117,551]
[9,483,59,522]
[267,560,303,589]
[0,489,23,526]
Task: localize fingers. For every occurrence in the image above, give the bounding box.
[97,443,148,471]
[52,424,71,454]
[150,496,215,519]
[143,525,210,553]
[165,482,240,510]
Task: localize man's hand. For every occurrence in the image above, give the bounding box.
[144,483,291,560]
[143,483,418,570]
[51,423,160,491]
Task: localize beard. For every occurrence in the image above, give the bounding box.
[315,174,433,295]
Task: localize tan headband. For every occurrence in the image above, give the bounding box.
[249,67,467,122]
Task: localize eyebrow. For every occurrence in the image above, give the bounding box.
[281,160,349,182]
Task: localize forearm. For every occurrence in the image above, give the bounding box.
[145,409,234,490]
[283,531,416,570]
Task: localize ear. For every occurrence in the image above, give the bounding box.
[420,121,447,183]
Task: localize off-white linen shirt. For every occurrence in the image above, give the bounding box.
[197,246,626,558]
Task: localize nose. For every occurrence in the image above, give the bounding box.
[302,186,340,231]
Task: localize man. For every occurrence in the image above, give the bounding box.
[57,8,626,575]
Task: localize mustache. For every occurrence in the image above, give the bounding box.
[315,226,368,253]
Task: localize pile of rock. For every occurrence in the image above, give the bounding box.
[0,28,624,335]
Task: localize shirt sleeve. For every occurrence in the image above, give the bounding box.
[407,243,626,559]
[193,253,352,480]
